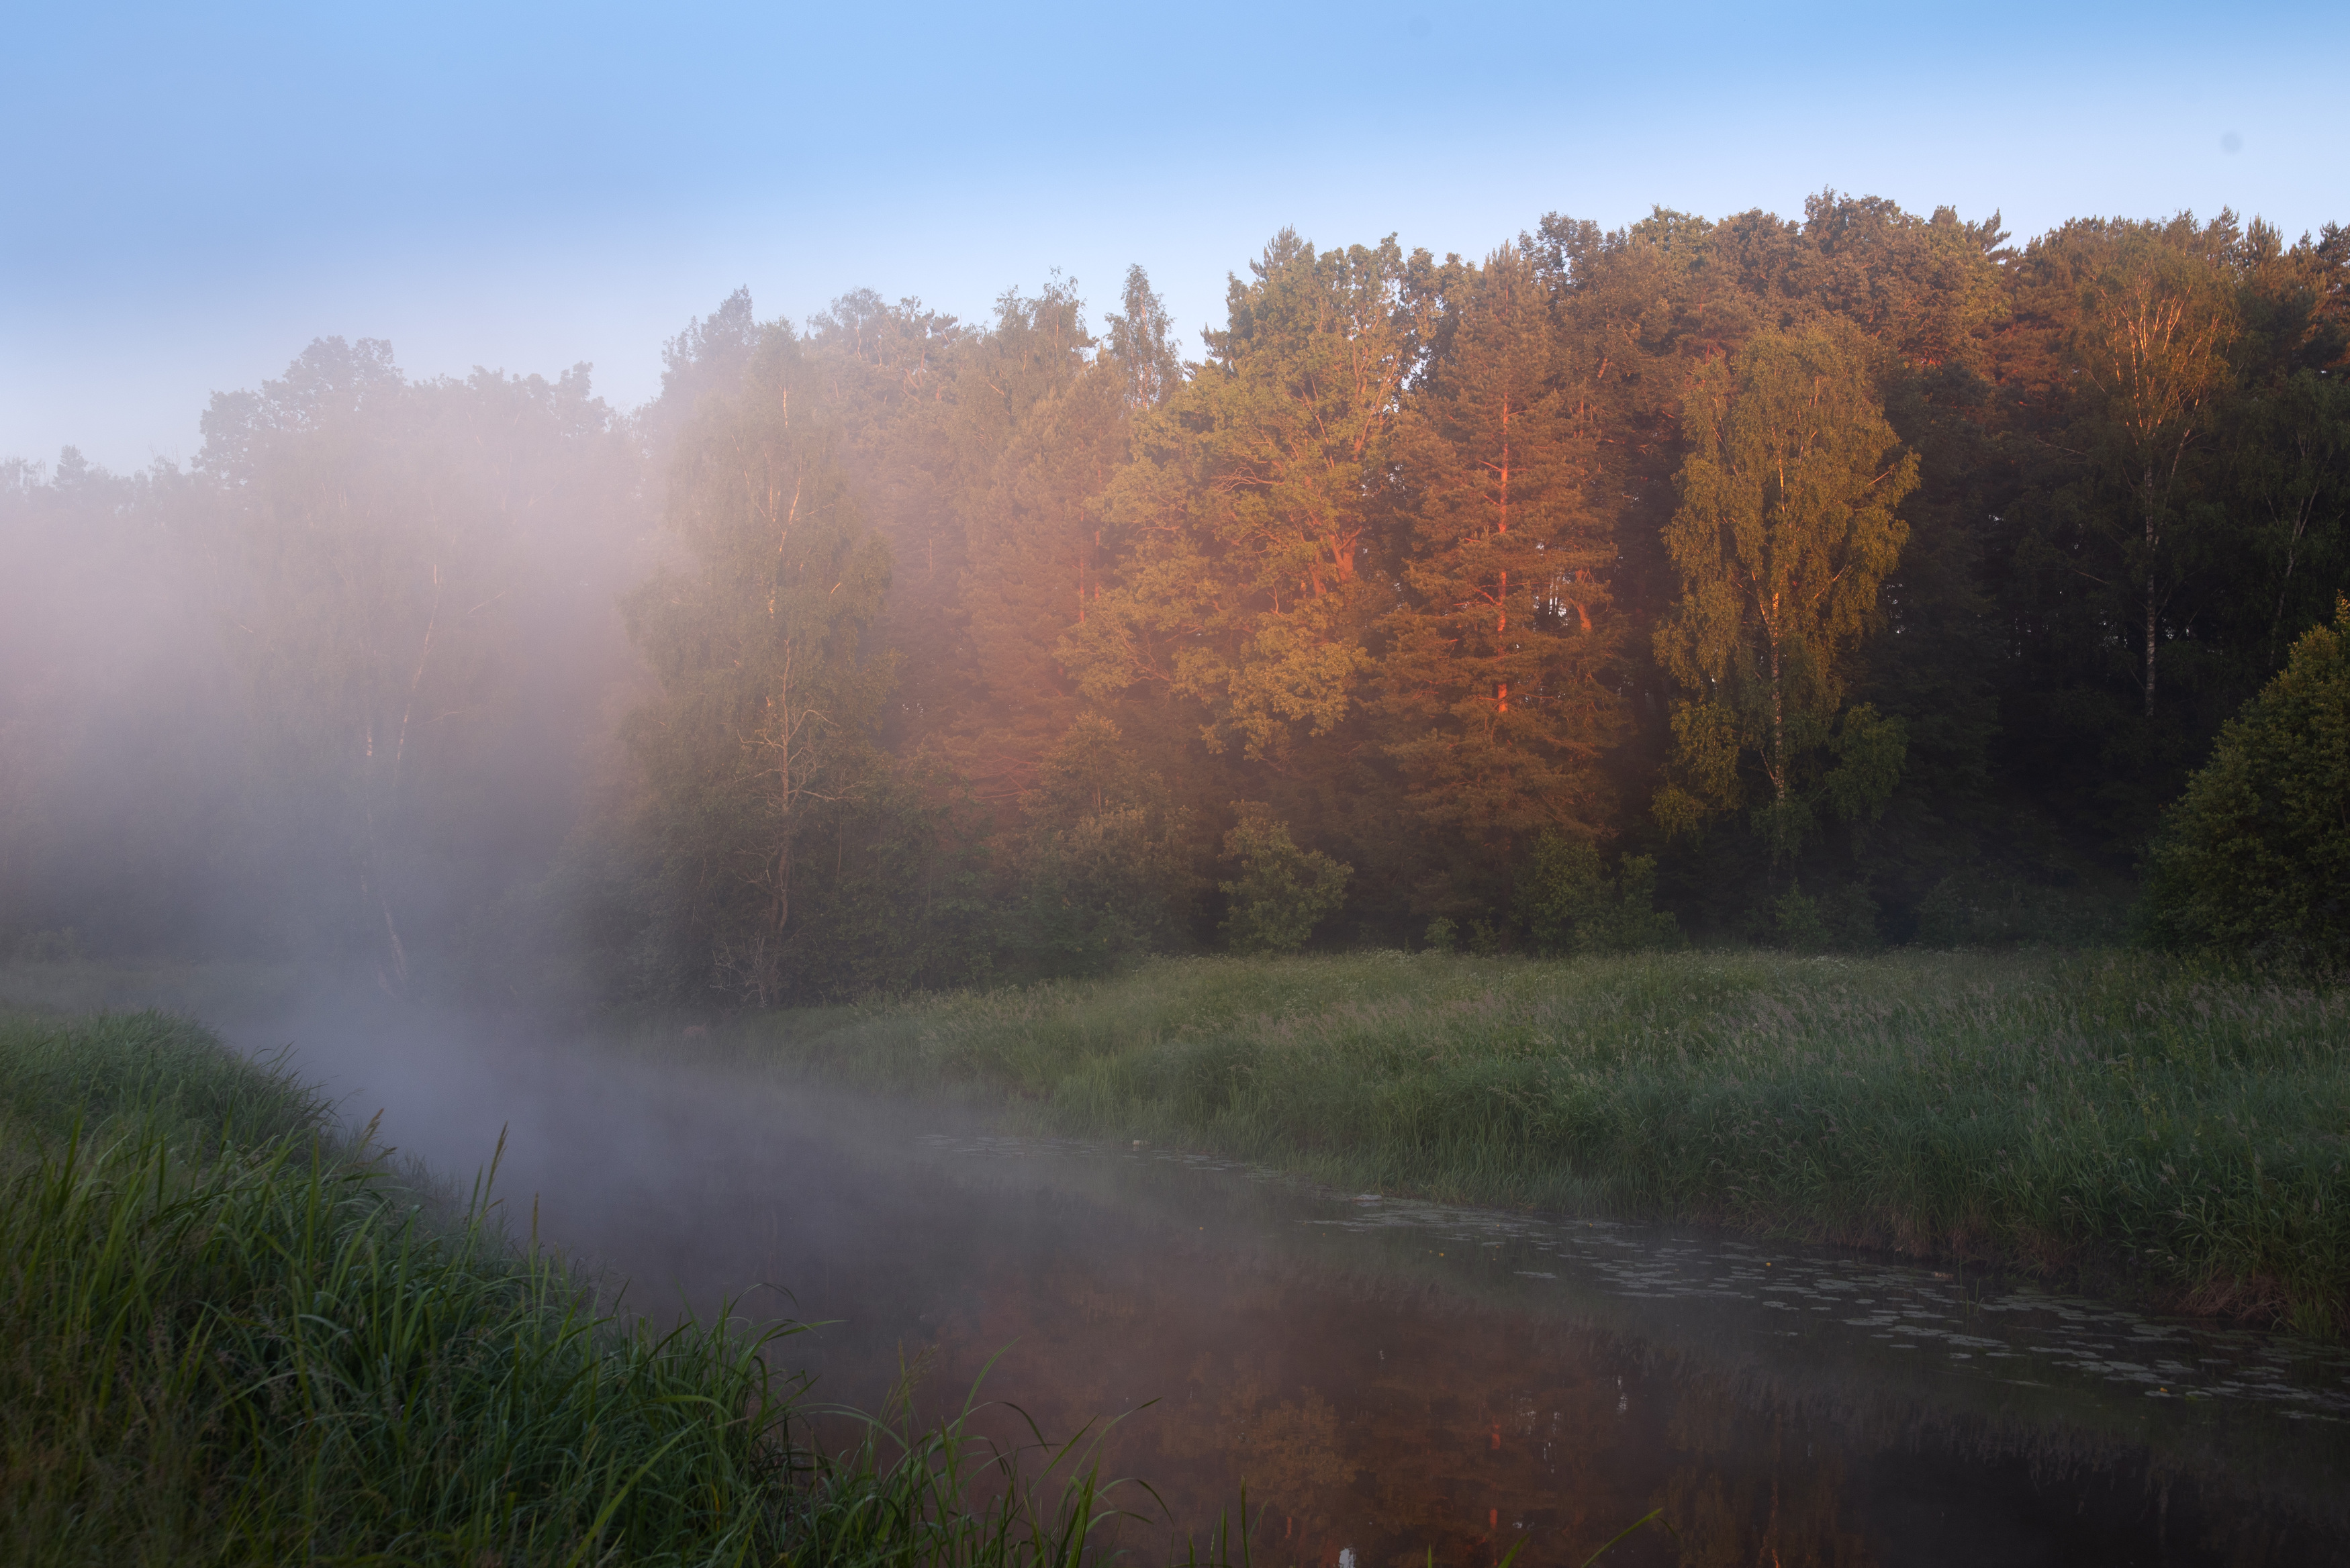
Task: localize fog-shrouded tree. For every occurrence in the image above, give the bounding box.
[1379,241,1624,865]
[0,452,245,957]
[941,280,1118,802]
[624,327,895,1004]
[800,289,974,755]
[1065,230,1409,765]
[1653,323,1920,860]
[204,337,641,991]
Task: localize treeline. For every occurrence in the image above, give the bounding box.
[3,193,2345,1001]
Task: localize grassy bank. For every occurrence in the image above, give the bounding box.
[706,948,2349,1336]
[0,1006,1154,1567]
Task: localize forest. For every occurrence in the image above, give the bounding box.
[4,192,2345,1006]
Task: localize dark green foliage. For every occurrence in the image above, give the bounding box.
[757,765,999,1003]
[1215,805,1350,956]
[1764,880,1879,952]
[1017,717,1198,973]
[1913,870,2130,948]
[1512,836,1680,955]
[2143,598,2350,965]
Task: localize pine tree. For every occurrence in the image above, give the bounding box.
[1378,241,1622,856]
[1064,231,1408,764]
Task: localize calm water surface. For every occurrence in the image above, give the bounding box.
[260,1021,2350,1568]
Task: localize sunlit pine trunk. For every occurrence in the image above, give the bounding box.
[1495,397,1509,715]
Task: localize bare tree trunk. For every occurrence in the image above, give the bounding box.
[1770,628,1786,812]
[2144,475,2159,717]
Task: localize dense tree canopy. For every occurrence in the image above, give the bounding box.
[6,191,2346,996]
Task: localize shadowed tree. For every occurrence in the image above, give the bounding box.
[2144,596,2349,964]
[2232,369,2350,669]
[2073,240,2239,716]
[1653,323,1919,860]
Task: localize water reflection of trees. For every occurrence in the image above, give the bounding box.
[839,1219,2342,1568]
[884,1248,1898,1567]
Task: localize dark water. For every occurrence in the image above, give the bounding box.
[258,1018,2349,1568]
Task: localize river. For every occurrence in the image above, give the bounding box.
[206,999,2350,1566]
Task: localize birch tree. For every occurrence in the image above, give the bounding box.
[624,328,893,1003]
[1652,324,1918,858]
[2074,244,2239,716]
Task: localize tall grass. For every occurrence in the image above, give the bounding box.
[0,1008,1179,1567]
[0,959,300,1024]
[716,949,2350,1335]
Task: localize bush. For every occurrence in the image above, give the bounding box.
[1018,717,1199,973]
[1764,879,1879,952]
[2143,597,2350,966]
[1915,869,2128,948]
[1217,805,1350,955]
[1514,835,1681,955]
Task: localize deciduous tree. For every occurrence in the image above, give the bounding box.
[1653,324,1919,858]
[624,330,894,1003]
[2073,240,2239,716]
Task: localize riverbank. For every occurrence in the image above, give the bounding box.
[694,948,2349,1337]
[0,1005,1144,1567]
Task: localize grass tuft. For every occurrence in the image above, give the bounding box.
[0,1006,1180,1567]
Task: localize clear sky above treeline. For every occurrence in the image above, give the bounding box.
[7,0,2342,471]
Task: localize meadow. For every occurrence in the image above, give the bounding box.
[0,1005,1158,1568]
[689,948,2350,1336]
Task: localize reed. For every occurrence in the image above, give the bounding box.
[717,949,2350,1336]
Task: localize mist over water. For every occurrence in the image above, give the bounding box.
[157,978,2343,1568]
[7,174,2349,1565]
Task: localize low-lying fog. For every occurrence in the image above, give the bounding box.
[160,979,2350,1568]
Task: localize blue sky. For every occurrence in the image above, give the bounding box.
[7,0,2343,470]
